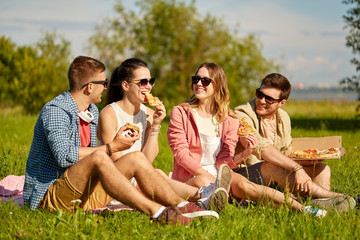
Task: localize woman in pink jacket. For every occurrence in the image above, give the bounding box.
[167,62,327,216]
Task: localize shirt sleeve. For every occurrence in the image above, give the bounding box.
[42,105,79,168]
[216,117,240,169]
[167,106,202,176]
[234,109,272,160]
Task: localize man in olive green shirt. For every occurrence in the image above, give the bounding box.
[233,73,355,210]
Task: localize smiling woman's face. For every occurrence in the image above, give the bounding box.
[192,67,214,102]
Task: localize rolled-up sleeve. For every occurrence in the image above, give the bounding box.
[167,106,202,176]
[42,105,79,168]
[216,117,240,169]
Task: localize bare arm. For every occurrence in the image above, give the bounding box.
[141,103,166,163]
[97,105,141,161]
[97,105,124,160]
[261,145,312,194]
[234,134,259,165]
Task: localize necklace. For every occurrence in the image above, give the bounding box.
[211,116,219,137]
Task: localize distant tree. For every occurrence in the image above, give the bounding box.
[87,0,279,108]
[0,32,71,114]
[0,36,17,103]
[341,0,360,116]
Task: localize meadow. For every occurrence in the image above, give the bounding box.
[0,100,359,239]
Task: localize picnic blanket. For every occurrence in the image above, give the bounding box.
[0,175,133,213]
[0,175,24,206]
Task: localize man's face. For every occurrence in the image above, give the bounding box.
[255,85,286,119]
[91,71,107,104]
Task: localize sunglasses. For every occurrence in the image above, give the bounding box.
[81,79,108,88]
[191,76,213,86]
[255,88,282,104]
[127,78,156,88]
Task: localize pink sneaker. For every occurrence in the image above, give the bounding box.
[151,206,193,225]
[177,202,219,219]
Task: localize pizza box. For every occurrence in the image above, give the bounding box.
[285,136,345,160]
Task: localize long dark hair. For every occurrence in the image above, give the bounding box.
[106,58,149,105]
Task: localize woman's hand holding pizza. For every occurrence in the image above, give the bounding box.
[239,133,259,158]
[152,101,166,126]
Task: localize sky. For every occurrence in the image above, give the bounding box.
[0,0,357,87]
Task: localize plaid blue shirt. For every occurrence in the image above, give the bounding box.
[23,91,98,210]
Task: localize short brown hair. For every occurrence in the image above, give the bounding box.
[68,56,106,91]
[261,73,291,100]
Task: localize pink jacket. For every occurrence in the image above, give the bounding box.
[167,105,240,183]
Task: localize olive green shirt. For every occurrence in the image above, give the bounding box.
[234,98,292,166]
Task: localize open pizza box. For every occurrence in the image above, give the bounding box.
[285,136,345,161]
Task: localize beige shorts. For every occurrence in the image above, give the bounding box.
[40,169,113,212]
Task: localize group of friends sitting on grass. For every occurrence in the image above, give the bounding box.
[23,56,359,225]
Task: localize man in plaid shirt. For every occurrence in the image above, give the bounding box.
[23,56,218,225]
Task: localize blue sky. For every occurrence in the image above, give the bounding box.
[0,0,356,87]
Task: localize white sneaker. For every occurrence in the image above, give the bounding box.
[303,206,327,218]
[216,164,232,192]
[197,164,232,212]
[310,195,356,212]
[198,187,228,212]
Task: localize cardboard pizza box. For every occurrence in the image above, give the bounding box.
[285,136,345,160]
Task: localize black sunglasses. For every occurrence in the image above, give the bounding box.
[81,79,108,88]
[191,76,213,86]
[255,88,282,104]
[127,78,155,88]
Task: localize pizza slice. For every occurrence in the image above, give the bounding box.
[124,122,140,136]
[318,148,341,159]
[237,118,256,136]
[290,148,319,159]
[145,92,162,107]
[290,148,341,159]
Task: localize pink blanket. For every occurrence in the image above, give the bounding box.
[0,175,24,206]
[0,175,133,213]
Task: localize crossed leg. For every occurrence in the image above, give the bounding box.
[230,172,303,211]
[230,172,304,211]
[156,169,202,201]
[260,162,339,198]
[303,163,331,191]
[67,150,185,216]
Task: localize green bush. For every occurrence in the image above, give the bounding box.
[0,32,71,114]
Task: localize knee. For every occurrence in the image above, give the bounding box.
[230,173,246,192]
[194,175,213,188]
[316,163,331,176]
[90,150,111,165]
[156,169,168,178]
[124,151,150,167]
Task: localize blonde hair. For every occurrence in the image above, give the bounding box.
[186,62,236,123]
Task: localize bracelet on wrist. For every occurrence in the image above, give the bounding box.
[292,165,303,173]
[235,153,246,165]
[150,125,161,132]
[291,164,300,172]
[106,143,112,157]
[149,132,160,136]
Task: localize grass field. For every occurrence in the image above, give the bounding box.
[0,100,360,239]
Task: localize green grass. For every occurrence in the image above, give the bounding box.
[1,101,360,239]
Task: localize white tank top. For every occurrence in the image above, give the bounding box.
[193,108,221,177]
[109,102,147,154]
